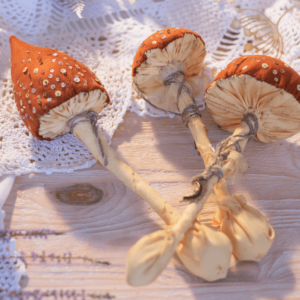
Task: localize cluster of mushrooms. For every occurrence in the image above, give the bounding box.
[8,28,300,286]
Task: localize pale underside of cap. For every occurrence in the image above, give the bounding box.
[39,89,107,139]
[133,33,206,114]
[205,74,300,143]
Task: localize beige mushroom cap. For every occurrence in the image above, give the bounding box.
[205,55,300,143]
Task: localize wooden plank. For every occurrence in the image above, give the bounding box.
[3,110,300,299]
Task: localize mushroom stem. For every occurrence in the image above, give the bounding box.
[187,115,274,261]
[188,116,252,201]
[126,161,227,285]
[74,121,233,284]
[73,121,181,225]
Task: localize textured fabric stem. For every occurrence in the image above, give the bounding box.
[72,119,182,225]
[68,111,108,166]
[186,114,258,201]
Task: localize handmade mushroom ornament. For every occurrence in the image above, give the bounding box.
[128,32,278,284]
[128,28,235,286]
[10,36,232,284]
[203,55,300,259]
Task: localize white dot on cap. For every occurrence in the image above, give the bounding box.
[262,63,268,69]
[297,85,300,91]
[242,65,247,70]
[152,41,157,44]
[273,70,277,74]
[274,78,278,82]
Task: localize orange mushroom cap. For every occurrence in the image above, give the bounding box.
[132,28,206,115]
[206,55,300,100]
[10,36,110,140]
[132,27,205,77]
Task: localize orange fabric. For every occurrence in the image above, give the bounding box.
[10,36,110,140]
[206,55,300,103]
[132,27,205,77]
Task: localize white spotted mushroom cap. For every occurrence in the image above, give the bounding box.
[10,35,109,140]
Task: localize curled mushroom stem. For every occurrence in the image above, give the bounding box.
[188,117,252,202]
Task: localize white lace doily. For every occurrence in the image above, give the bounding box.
[0,237,26,295]
[1,0,300,175]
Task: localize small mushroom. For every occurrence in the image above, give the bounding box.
[10,36,231,283]
[132,27,206,116]
[128,28,233,286]
[203,55,300,260]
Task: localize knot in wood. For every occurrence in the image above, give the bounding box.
[56,183,103,206]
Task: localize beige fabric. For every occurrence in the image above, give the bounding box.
[133,33,206,113]
[222,150,248,181]
[39,89,108,139]
[176,221,232,281]
[188,117,274,263]
[205,74,300,143]
[127,221,232,286]
[213,194,275,261]
[127,170,233,286]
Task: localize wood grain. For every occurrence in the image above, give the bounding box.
[3,110,300,299]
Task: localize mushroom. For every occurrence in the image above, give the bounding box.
[203,54,300,259]
[128,28,236,286]
[9,36,232,282]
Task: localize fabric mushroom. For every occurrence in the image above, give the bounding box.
[128,28,235,286]
[203,55,300,259]
[9,36,232,284]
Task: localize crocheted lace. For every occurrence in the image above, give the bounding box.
[0,238,26,296]
[1,0,300,175]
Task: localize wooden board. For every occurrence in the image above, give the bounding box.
[4,110,300,299]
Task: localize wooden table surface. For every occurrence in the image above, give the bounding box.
[4,109,300,300]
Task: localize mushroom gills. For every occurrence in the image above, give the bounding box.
[133,33,206,114]
[39,89,107,139]
[205,74,300,143]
